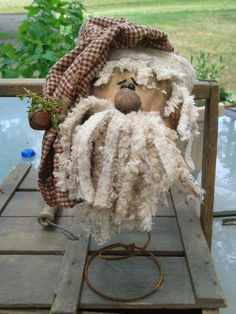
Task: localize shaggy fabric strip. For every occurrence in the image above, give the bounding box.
[55,97,204,244]
[98,48,196,92]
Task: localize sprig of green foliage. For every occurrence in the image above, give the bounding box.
[191,50,225,81]
[20,88,61,135]
[219,87,236,104]
[190,51,233,102]
[0,0,85,78]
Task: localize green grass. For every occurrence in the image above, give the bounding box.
[0,0,31,13]
[0,0,235,90]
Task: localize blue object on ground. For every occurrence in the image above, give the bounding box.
[21,148,36,158]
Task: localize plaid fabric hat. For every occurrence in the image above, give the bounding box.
[38,16,174,208]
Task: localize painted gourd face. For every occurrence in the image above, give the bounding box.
[92,67,180,130]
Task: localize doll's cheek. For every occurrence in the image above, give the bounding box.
[92,85,110,99]
[138,90,167,112]
[92,85,114,102]
[92,79,122,103]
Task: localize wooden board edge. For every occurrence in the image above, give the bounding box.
[0,310,50,313]
[201,309,220,314]
[87,249,184,256]
[192,81,210,99]
[197,297,227,307]
[200,81,219,247]
[0,251,64,255]
[0,79,210,99]
[0,164,31,215]
[0,78,44,96]
[170,187,226,307]
[17,167,39,191]
[50,210,90,314]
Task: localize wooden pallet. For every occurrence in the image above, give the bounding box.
[0,164,226,314]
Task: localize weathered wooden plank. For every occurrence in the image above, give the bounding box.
[50,211,90,314]
[78,312,118,314]
[0,255,62,308]
[2,191,75,217]
[0,78,44,96]
[17,167,39,191]
[0,79,209,100]
[0,310,203,314]
[157,206,174,216]
[0,310,202,314]
[201,82,219,248]
[213,210,236,218]
[17,165,173,216]
[154,192,175,217]
[0,310,50,314]
[171,187,226,307]
[89,217,183,256]
[82,312,203,314]
[80,256,195,309]
[2,191,44,216]
[0,216,72,254]
[192,81,210,99]
[0,164,31,215]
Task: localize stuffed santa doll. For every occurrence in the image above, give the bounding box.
[29,17,203,244]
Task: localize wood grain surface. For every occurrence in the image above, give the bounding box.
[0,164,31,215]
[171,187,226,307]
[50,211,90,314]
[89,217,183,256]
[0,216,72,254]
[2,191,76,217]
[80,256,195,309]
[0,255,62,308]
[17,167,39,191]
[201,82,219,248]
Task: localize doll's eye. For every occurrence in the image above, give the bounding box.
[128,83,135,91]
[120,84,127,89]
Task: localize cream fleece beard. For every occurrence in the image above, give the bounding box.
[54,96,204,244]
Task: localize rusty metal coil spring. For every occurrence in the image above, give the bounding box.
[84,232,163,302]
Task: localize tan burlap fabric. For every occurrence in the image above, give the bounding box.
[38,16,174,207]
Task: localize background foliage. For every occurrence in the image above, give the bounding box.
[190,51,225,81]
[0,0,85,78]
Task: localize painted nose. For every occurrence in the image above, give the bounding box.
[114,88,141,114]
